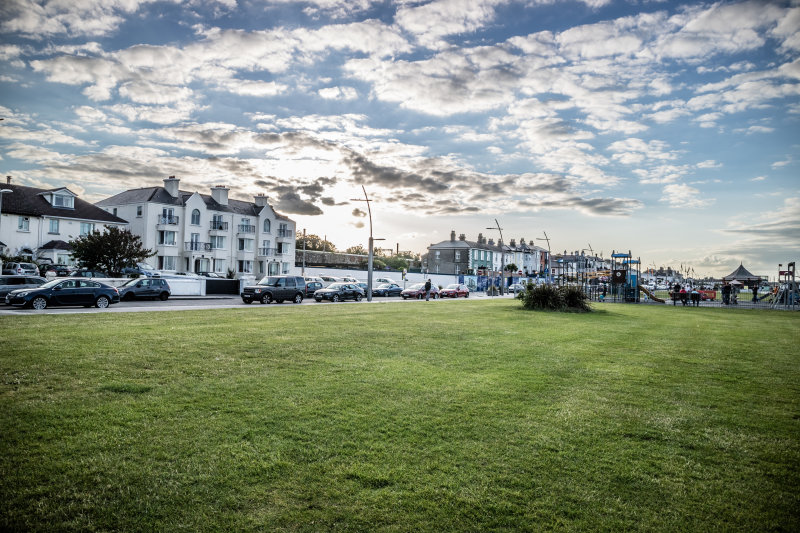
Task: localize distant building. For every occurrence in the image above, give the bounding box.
[0,178,127,265]
[96,176,296,278]
[424,230,549,276]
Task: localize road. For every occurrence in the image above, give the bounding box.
[0,293,516,316]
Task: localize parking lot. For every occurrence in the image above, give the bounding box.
[0,292,515,315]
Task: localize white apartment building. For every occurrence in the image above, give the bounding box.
[97,177,296,278]
[0,179,127,265]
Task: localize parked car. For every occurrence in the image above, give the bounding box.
[508,283,525,293]
[304,276,324,285]
[196,271,224,278]
[319,275,341,287]
[374,277,396,285]
[372,282,403,297]
[43,264,74,277]
[355,282,369,294]
[440,283,470,298]
[121,263,160,277]
[5,278,120,309]
[401,283,439,300]
[2,262,39,276]
[241,275,305,304]
[314,282,364,302]
[70,269,109,278]
[303,281,323,298]
[339,276,359,283]
[117,278,171,301]
[0,275,48,299]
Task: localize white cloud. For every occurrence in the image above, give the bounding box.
[660,183,714,208]
[318,86,358,100]
[395,0,508,49]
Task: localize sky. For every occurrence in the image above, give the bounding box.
[0,0,798,278]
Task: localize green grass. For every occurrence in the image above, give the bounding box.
[1,301,798,531]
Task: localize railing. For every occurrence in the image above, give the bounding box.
[210,221,228,231]
[237,224,256,233]
[184,242,212,251]
[277,228,292,238]
[258,247,277,257]
[158,216,180,225]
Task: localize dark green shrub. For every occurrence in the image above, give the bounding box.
[522,283,592,312]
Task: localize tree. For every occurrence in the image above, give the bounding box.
[345,245,368,255]
[505,263,518,272]
[69,227,154,275]
[295,232,337,252]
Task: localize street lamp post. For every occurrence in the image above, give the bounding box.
[486,219,504,295]
[536,231,552,285]
[351,186,384,302]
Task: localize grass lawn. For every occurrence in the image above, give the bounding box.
[1,301,798,531]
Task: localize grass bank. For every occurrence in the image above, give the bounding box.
[1,301,798,531]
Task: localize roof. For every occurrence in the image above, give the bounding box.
[97,186,291,219]
[722,263,762,282]
[40,239,72,250]
[0,183,128,224]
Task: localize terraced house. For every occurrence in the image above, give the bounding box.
[0,178,127,265]
[97,177,296,278]
[425,230,549,277]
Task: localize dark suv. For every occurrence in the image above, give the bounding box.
[241,275,306,304]
[117,278,171,301]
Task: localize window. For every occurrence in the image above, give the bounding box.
[210,236,225,249]
[136,205,143,217]
[259,261,265,275]
[263,219,271,233]
[53,194,74,208]
[238,260,253,273]
[282,262,289,274]
[49,219,59,234]
[213,259,226,273]
[158,256,177,270]
[277,242,290,254]
[435,250,440,259]
[80,222,95,236]
[191,209,201,225]
[238,238,253,252]
[158,231,176,245]
[18,217,30,231]
[455,251,461,261]
[278,223,289,237]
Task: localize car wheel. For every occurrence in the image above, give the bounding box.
[95,296,110,309]
[293,293,303,304]
[159,292,169,301]
[315,298,322,302]
[355,294,363,301]
[260,294,272,304]
[332,294,340,302]
[465,292,469,298]
[31,296,47,310]
[242,298,252,304]
[402,296,407,300]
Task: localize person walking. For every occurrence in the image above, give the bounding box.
[424,278,432,301]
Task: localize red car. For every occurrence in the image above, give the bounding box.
[401,282,439,299]
[440,283,469,298]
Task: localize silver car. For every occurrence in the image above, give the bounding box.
[0,275,48,299]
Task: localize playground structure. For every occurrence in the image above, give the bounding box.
[608,251,643,303]
[772,262,799,310]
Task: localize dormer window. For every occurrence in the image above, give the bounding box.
[53,193,74,209]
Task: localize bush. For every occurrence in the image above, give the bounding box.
[522,283,592,312]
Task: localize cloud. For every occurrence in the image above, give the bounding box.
[660,183,714,208]
[318,86,358,100]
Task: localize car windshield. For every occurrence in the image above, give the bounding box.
[409,283,423,289]
[445,284,459,289]
[257,277,281,286]
[327,283,346,290]
[121,279,141,287]
[377,284,392,288]
[39,279,63,289]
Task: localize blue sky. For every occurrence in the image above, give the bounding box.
[1,0,798,277]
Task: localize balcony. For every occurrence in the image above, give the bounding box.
[277,228,292,238]
[258,247,277,257]
[157,215,180,228]
[209,221,228,231]
[184,241,212,252]
[237,224,256,234]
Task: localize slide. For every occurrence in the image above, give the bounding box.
[638,284,666,303]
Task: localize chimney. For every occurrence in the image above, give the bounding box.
[450,230,456,242]
[488,238,495,246]
[520,238,526,246]
[254,194,269,208]
[211,185,229,206]
[163,176,179,198]
[510,238,516,247]
[6,176,11,185]
[459,234,466,241]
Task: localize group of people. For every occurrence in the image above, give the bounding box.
[671,283,702,307]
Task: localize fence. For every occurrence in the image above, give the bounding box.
[584,284,799,311]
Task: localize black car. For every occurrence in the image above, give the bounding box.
[241,275,305,304]
[303,281,323,298]
[0,275,48,299]
[43,264,74,277]
[118,278,171,301]
[314,282,365,302]
[372,282,403,297]
[5,278,120,310]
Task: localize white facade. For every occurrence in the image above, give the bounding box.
[0,184,127,265]
[97,177,296,279]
